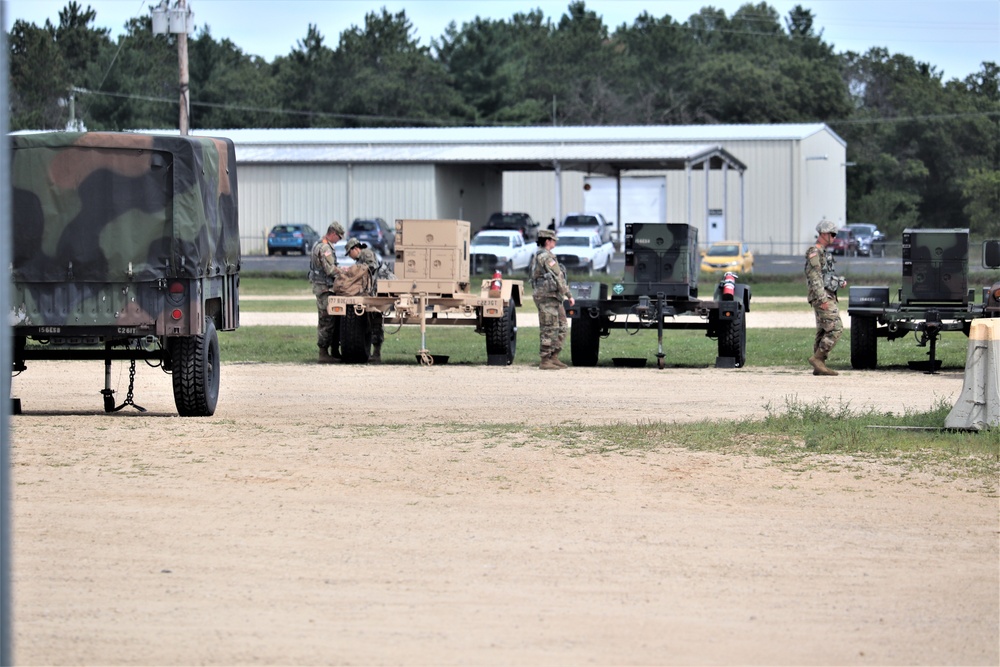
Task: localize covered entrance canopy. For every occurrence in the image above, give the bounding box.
[236,135,747,244]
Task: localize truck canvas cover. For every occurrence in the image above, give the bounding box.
[11,131,239,284]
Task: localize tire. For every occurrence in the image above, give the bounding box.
[586,261,594,277]
[571,314,601,366]
[171,317,221,417]
[267,248,275,256]
[717,307,746,368]
[850,315,878,369]
[603,258,612,274]
[340,309,372,364]
[484,302,517,365]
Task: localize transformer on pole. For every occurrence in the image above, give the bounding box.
[151,0,195,135]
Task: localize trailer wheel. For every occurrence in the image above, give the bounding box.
[340,309,372,364]
[485,302,517,365]
[571,314,601,366]
[171,317,220,417]
[851,315,878,369]
[717,307,746,367]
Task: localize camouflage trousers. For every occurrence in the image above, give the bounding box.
[535,296,568,358]
[315,291,341,353]
[812,299,843,356]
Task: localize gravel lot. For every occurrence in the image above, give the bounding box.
[8,354,998,665]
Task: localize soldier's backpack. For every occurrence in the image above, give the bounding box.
[332,264,373,296]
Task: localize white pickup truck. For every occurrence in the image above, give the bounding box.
[554,229,615,275]
[470,229,535,274]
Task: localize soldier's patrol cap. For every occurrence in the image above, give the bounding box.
[345,237,367,252]
[816,219,838,235]
[538,229,557,241]
[327,221,346,237]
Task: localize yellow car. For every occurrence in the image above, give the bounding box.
[700,241,754,274]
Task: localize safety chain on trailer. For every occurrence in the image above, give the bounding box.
[112,360,147,413]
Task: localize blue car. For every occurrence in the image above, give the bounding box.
[267,223,320,256]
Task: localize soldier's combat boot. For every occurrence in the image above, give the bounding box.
[539,355,559,370]
[809,351,838,376]
[370,343,382,364]
[318,347,336,364]
[550,354,568,369]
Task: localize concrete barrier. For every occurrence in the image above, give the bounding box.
[945,318,1000,430]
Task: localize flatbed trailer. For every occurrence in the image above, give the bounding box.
[328,219,523,365]
[847,229,1000,371]
[566,223,751,369]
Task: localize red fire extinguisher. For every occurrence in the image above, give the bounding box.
[491,270,502,292]
[721,271,737,299]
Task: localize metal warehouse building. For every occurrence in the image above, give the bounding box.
[197,124,845,256]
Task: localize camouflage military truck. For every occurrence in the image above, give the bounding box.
[328,219,523,365]
[9,131,240,415]
[847,229,1000,371]
[567,222,751,369]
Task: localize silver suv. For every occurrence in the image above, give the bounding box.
[846,222,887,257]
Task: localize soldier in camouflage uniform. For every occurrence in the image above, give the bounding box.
[309,221,346,363]
[346,237,396,363]
[530,229,575,369]
[805,219,846,376]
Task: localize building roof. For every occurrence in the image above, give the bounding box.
[190,123,839,146]
[174,123,840,174]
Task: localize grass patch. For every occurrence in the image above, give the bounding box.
[219,324,970,369]
[420,400,999,488]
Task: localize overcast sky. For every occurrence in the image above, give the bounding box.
[6,0,998,81]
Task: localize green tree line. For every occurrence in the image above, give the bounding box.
[9,1,999,237]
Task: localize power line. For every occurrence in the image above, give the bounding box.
[70,86,999,129]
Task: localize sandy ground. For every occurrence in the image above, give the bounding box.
[8,354,998,665]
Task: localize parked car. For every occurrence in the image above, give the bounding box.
[699,241,754,274]
[484,212,540,242]
[470,230,535,274]
[830,227,859,256]
[349,218,395,256]
[560,212,614,245]
[267,223,320,255]
[554,229,615,275]
[845,222,887,257]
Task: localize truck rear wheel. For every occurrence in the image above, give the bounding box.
[340,309,372,364]
[717,307,746,367]
[851,315,878,369]
[171,317,220,417]
[484,302,517,365]
[571,314,601,366]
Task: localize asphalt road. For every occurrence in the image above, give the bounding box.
[241,253,900,277]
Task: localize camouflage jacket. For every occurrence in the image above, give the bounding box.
[357,247,395,280]
[530,248,570,300]
[309,238,340,292]
[804,244,842,305]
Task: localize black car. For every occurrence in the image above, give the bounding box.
[349,218,395,255]
[267,223,320,255]
[483,212,540,242]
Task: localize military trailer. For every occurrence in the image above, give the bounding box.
[566,222,751,369]
[9,131,240,415]
[847,229,1000,371]
[328,219,523,365]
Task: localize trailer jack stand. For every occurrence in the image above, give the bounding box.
[103,359,147,413]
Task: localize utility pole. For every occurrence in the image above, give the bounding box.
[151,0,194,135]
[177,0,190,135]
